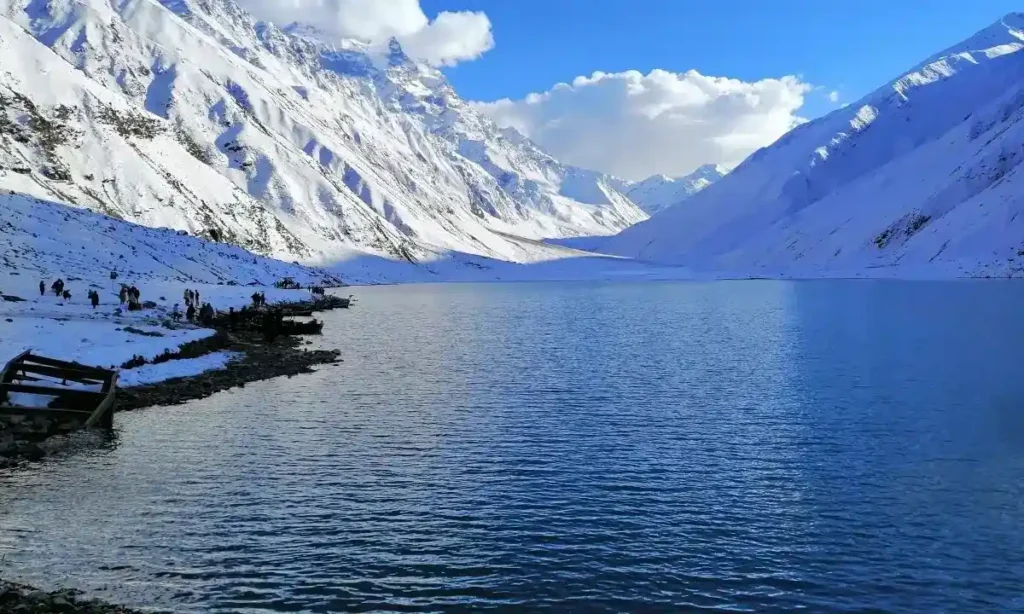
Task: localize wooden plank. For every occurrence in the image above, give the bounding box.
[85,393,115,428]
[85,371,117,429]
[0,406,93,421]
[22,354,112,379]
[0,383,104,400]
[1,350,31,384]
[13,363,107,384]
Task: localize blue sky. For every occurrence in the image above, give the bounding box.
[424,0,1019,117]
[245,0,1021,178]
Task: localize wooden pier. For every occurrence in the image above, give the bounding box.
[0,352,118,429]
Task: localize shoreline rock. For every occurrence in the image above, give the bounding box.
[117,329,341,411]
[0,580,150,613]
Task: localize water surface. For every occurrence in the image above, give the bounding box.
[2,281,1024,612]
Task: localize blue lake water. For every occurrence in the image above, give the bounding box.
[2,280,1024,612]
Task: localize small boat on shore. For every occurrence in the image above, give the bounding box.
[279,319,324,335]
[315,295,351,309]
[0,352,118,429]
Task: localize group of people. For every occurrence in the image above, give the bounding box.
[43,279,71,300]
[37,275,296,344]
[183,288,202,307]
[40,277,132,307]
[119,284,143,310]
[172,300,216,325]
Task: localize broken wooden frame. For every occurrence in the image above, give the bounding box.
[0,351,118,429]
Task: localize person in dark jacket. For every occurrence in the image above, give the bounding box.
[39,280,45,296]
[186,304,196,323]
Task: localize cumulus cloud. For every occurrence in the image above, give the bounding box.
[474,69,812,181]
[239,0,493,66]
[827,90,841,103]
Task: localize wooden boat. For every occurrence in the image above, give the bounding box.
[279,318,324,335]
[312,294,351,309]
[0,351,118,429]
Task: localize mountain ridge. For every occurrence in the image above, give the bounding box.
[0,0,646,272]
[624,164,728,216]
[602,13,1024,278]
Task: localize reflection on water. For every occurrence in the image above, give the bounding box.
[2,281,1024,612]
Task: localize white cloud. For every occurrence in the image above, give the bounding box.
[828,90,841,103]
[474,69,812,181]
[399,10,493,66]
[239,0,493,66]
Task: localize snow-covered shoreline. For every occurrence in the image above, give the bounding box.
[1,190,344,393]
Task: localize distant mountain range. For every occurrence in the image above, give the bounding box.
[621,165,727,216]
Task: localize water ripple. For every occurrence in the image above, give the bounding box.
[3,281,1024,612]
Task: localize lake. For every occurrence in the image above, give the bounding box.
[3,281,1024,612]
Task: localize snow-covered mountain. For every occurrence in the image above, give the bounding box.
[0,0,645,270]
[604,14,1024,278]
[623,164,727,215]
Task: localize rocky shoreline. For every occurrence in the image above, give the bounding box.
[117,329,341,410]
[0,580,150,613]
[0,296,348,613]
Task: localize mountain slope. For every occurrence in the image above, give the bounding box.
[0,191,338,285]
[624,164,727,216]
[0,0,645,270]
[604,14,1024,278]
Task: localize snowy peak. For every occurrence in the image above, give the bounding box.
[603,14,1024,278]
[0,0,644,272]
[625,164,727,215]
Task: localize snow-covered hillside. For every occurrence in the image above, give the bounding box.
[0,0,645,270]
[0,191,337,286]
[604,14,1024,278]
[623,164,727,216]
[0,190,338,369]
